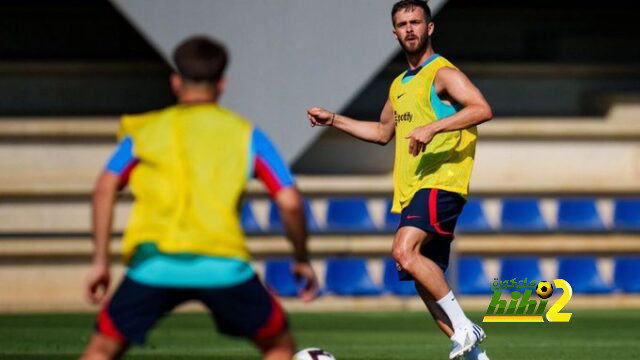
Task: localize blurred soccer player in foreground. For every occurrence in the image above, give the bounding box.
[307,1,492,359]
[81,36,318,360]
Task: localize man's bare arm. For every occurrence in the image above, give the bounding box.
[274,187,309,263]
[406,68,493,156]
[86,171,119,304]
[307,99,395,145]
[273,187,319,302]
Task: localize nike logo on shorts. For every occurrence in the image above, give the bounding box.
[406,215,421,220]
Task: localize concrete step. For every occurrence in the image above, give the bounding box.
[2,234,640,260]
[0,200,132,233]
[0,117,118,139]
[3,113,640,139]
[1,257,639,312]
[0,196,632,234]
[0,196,626,234]
[1,135,640,195]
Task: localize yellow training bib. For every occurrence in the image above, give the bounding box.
[389,55,477,213]
[118,104,252,263]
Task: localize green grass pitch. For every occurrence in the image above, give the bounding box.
[1,310,638,359]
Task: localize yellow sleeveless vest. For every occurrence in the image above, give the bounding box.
[117,104,252,263]
[389,55,477,213]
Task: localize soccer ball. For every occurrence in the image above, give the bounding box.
[293,347,337,360]
[536,281,554,299]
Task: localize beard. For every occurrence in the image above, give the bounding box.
[399,34,429,57]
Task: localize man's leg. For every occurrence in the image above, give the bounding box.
[253,330,296,360]
[392,226,448,298]
[415,282,490,359]
[81,277,185,359]
[392,226,468,328]
[199,275,294,360]
[392,226,484,359]
[415,282,454,337]
[81,334,127,360]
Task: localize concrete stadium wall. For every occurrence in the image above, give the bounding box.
[109,0,448,162]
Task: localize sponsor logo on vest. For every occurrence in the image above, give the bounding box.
[394,111,413,124]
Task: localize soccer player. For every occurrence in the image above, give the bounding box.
[81,36,319,360]
[307,1,492,359]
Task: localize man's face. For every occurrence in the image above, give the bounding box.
[392,7,433,56]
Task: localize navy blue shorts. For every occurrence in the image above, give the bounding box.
[95,275,287,345]
[397,188,466,278]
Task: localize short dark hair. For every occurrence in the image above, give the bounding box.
[391,0,432,25]
[172,36,228,84]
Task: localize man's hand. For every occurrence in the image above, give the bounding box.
[291,262,319,302]
[86,262,110,305]
[405,124,438,156]
[306,107,334,127]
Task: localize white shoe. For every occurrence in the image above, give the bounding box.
[464,344,490,360]
[449,323,486,359]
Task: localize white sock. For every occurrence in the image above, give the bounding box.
[436,290,471,330]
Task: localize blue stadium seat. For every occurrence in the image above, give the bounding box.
[325,257,382,296]
[268,199,321,233]
[264,259,298,297]
[499,257,542,289]
[384,199,401,232]
[557,198,606,232]
[456,198,493,233]
[241,201,262,234]
[383,257,416,296]
[613,198,640,232]
[500,198,548,232]
[457,257,493,295]
[557,257,612,294]
[614,257,640,293]
[326,198,377,233]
